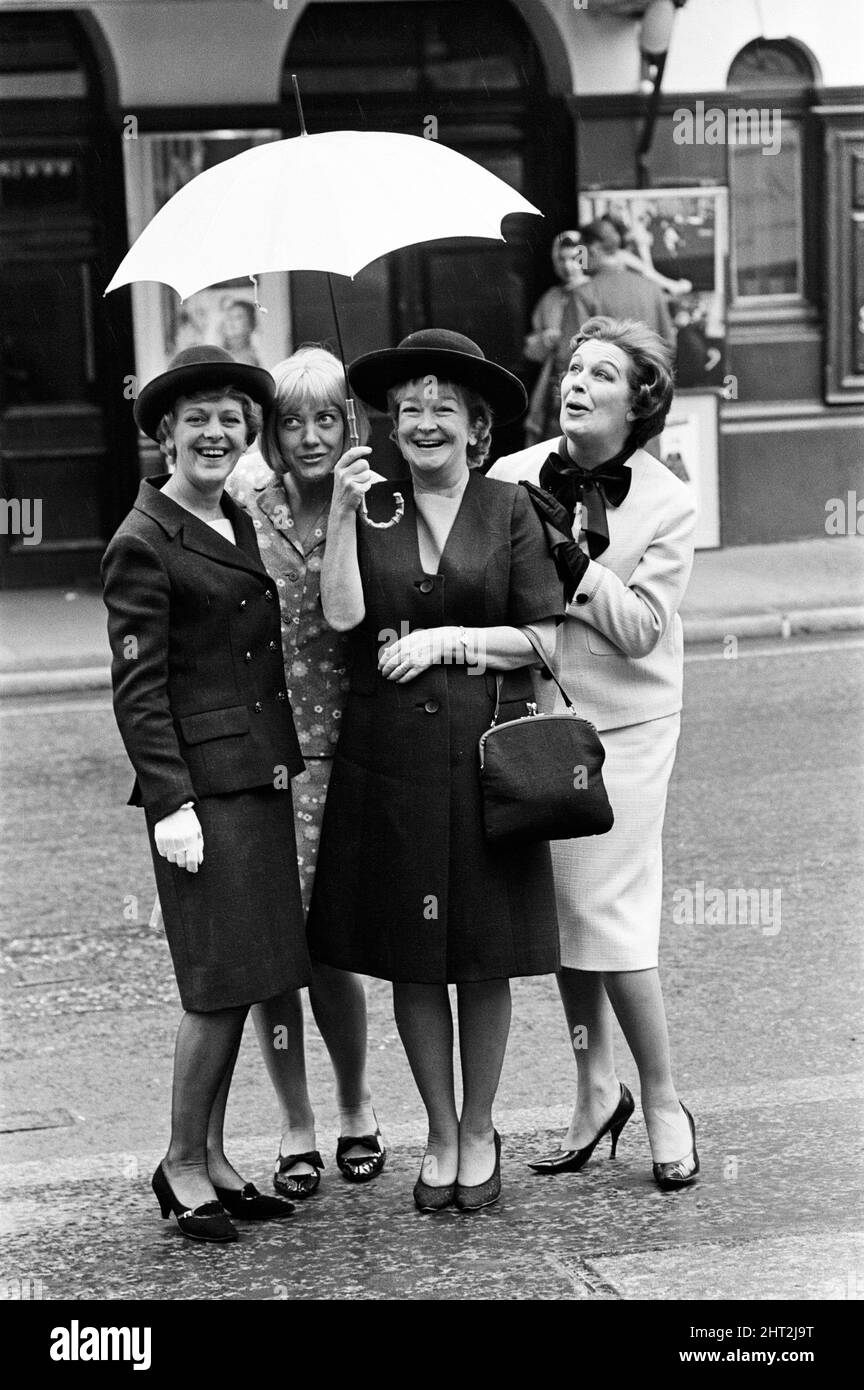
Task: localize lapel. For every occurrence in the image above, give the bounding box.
[134,475,267,579]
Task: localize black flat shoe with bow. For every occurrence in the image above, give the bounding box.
[273,1150,324,1199]
[336,1128,387,1184]
[528,1083,635,1175]
[213,1182,295,1219]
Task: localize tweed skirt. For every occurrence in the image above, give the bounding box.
[551,713,681,972]
[147,786,310,1012]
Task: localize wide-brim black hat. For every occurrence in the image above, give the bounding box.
[348,329,527,425]
[134,345,276,441]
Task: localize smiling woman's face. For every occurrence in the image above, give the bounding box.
[393,379,475,484]
[171,394,248,490]
[559,339,634,455]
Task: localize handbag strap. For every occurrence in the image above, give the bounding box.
[491,627,577,724]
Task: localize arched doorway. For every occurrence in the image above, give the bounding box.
[282,0,575,459]
[0,10,136,587]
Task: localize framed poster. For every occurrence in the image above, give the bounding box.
[121,131,292,389]
[657,388,721,550]
[577,187,729,391]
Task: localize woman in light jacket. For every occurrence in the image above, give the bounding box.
[489,316,699,1190]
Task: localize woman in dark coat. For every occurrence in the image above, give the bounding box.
[102,345,307,1242]
[306,329,564,1211]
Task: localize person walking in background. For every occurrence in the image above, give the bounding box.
[226,346,387,1200]
[102,346,307,1243]
[561,221,677,367]
[489,317,699,1192]
[523,231,588,445]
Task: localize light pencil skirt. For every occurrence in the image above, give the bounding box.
[551,712,681,972]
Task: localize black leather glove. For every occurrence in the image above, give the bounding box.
[520,481,589,603]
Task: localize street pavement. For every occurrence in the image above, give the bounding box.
[0,631,861,1308]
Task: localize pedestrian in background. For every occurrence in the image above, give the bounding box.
[523,230,587,446]
[226,346,387,1200]
[308,329,564,1213]
[102,346,305,1243]
[489,317,700,1191]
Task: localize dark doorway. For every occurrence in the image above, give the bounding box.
[282,0,575,461]
[0,10,135,587]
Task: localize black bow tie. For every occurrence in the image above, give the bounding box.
[538,441,633,558]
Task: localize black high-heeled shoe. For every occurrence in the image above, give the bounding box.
[213,1182,295,1220]
[151,1163,238,1243]
[273,1150,324,1200]
[454,1131,502,1212]
[336,1124,386,1184]
[528,1083,635,1175]
[652,1104,700,1191]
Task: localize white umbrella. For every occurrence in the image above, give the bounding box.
[105,129,541,300]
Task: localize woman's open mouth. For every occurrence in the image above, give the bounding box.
[196,446,229,458]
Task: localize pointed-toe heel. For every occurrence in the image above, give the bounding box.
[273,1150,324,1199]
[528,1083,635,1174]
[652,1104,700,1191]
[213,1182,295,1220]
[151,1164,238,1243]
[454,1131,502,1212]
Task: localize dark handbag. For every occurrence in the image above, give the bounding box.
[478,629,614,846]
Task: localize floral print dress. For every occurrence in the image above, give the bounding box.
[226,453,350,915]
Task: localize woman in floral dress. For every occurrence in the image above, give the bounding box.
[226,347,386,1198]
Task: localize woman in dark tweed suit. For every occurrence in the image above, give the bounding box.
[102,346,307,1242]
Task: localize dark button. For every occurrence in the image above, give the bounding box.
[269,640,279,653]
[254,701,263,713]
[263,589,274,602]
[277,690,288,703]
[575,593,590,606]
[418,579,434,594]
[424,699,440,714]
[244,650,253,663]
[239,599,247,610]
[286,571,299,582]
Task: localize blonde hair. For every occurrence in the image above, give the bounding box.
[261,345,370,474]
[156,387,261,462]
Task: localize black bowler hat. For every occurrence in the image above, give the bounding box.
[134,345,276,441]
[348,328,527,425]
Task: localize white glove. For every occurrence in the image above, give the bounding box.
[154,803,204,873]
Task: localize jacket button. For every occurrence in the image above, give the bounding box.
[269,640,279,653]
[263,589,274,601]
[277,690,288,703]
[239,599,247,610]
[287,571,299,582]
[424,699,440,714]
[254,701,263,713]
[575,593,589,606]
[244,650,253,663]
[418,578,434,594]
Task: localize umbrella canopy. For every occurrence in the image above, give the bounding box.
[105,129,542,301]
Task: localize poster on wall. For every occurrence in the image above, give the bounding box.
[578,187,729,391]
[657,388,721,550]
[122,131,291,390]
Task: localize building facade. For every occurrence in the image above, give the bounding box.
[1,0,862,584]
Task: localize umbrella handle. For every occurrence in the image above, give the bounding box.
[346,396,405,529]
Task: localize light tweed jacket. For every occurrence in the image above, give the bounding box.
[487,441,696,732]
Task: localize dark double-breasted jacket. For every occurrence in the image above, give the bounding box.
[101,476,304,823]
